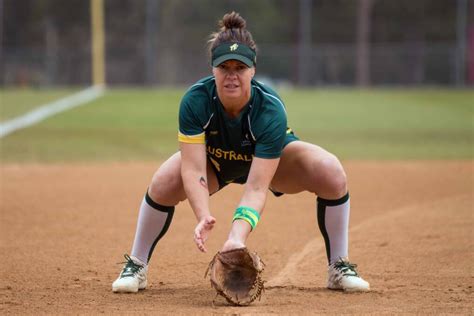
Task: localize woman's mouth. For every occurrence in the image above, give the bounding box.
[224,84,239,89]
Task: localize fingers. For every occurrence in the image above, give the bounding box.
[194,216,216,253]
[194,228,207,252]
[195,236,207,252]
[194,226,208,252]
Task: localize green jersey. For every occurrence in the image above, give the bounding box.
[178,76,298,185]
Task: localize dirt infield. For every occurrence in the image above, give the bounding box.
[1,161,472,314]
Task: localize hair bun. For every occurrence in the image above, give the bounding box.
[208,11,257,56]
[219,11,246,30]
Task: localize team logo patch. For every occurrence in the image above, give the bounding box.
[230,43,238,51]
[241,139,252,147]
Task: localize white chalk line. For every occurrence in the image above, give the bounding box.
[266,194,469,287]
[0,85,105,138]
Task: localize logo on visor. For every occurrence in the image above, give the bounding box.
[230,43,238,51]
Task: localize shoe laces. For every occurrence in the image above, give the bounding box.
[333,259,359,277]
[119,254,144,277]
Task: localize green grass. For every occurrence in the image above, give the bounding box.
[0,88,79,121]
[0,88,472,163]
[280,89,473,159]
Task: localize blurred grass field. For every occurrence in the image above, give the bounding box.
[0,88,472,163]
[0,88,79,121]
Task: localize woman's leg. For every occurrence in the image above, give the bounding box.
[130,151,220,263]
[270,141,347,198]
[271,141,349,263]
[113,152,219,293]
[270,141,369,292]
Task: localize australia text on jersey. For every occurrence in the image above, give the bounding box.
[207,146,253,161]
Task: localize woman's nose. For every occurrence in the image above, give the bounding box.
[226,70,238,78]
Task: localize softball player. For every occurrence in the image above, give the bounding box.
[113,11,369,293]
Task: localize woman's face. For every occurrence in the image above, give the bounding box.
[212,60,255,105]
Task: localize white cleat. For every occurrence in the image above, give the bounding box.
[112,254,148,293]
[327,258,370,292]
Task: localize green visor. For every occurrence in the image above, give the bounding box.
[211,43,257,68]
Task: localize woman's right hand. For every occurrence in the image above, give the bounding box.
[193,215,216,252]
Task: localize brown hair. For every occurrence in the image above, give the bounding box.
[208,12,257,55]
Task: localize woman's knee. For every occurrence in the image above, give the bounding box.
[148,155,186,205]
[313,153,347,198]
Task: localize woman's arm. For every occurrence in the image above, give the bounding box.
[239,157,280,210]
[223,156,280,251]
[180,142,215,252]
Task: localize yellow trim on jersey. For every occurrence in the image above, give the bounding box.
[178,131,205,144]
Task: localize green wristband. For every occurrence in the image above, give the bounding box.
[232,206,261,230]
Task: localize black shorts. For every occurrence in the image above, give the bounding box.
[209,133,299,197]
[209,167,284,197]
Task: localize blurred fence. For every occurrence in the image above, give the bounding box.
[258,43,462,86]
[3,42,466,87]
[2,0,473,87]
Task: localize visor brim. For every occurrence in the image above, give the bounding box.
[212,54,254,68]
